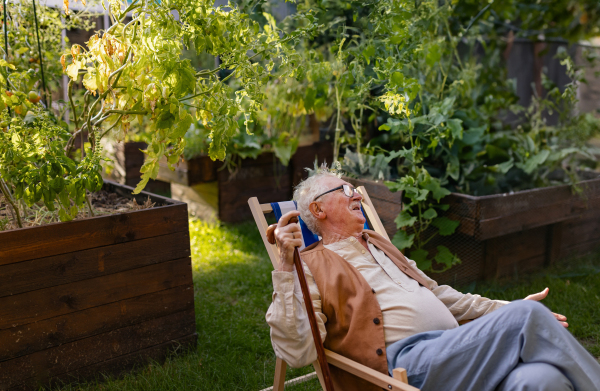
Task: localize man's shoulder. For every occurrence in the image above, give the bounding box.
[300,240,324,255]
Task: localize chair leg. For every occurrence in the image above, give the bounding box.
[273,358,287,391]
[393,368,408,384]
[312,360,327,389]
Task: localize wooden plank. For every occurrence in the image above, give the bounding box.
[0,231,190,298]
[292,142,333,186]
[0,258,193,330]
[478,200,573,240]
[485,229,557,281]
[497,254,546,279]
[158,162,190,186]
[259,371,318,391]
[22,334,198,391]
[248,198,280,270]
[0,202,188,266]
[545,223,563,266]
[476,177,600,220]
[446,193,480,220]
[220,170,292,222]
[0,284,194,362]
[357,186,390,241]
[0,310,196,390]
[560,213,600,250]
[324,349,418,391]
[272,357,287,391]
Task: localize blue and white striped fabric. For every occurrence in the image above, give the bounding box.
[270,201,370,251]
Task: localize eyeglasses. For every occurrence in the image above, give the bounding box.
[313,184,359,201]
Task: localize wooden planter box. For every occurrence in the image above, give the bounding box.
[157,155,218,187]
[112,142,171,197]
[348,175,600,286]
[219,152,292,223]
[0,181,196,390]
[291,141,334,186]
[430,175,600,285]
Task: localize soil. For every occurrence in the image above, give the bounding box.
[0,189,156,232]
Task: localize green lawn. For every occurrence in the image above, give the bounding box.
[56,219,600,391]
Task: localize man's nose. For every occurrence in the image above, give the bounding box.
[351,190,362,201]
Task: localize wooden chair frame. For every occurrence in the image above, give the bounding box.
[248,186,419,391]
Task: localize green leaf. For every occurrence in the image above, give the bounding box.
[431,216,460,236]
[516,150,550,174]
[447,118,463,140]
[304,87,316,110]
[433,246,460,272]
[0,59,16,70]
[171,111,193,139]
[391,71,404,86]
[391,230,414,250]
[395,211,417,228]
[409,249,430,270]
[133,173,151,195]
[422,208,437,220]
[421,177,449,202]
[461,126,486,145]
[378,123,391,131]
[494,158,514,174]
[425,43,441,67]
[156,110,175,129]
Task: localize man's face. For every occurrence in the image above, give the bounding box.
[314,177,366,234]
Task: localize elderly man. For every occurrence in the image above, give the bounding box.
[266,170,600,391]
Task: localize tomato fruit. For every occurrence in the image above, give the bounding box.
[28,91,40,103]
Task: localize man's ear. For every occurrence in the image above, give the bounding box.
[309,201,326,220]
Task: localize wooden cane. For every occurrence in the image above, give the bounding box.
[266,218,335,391]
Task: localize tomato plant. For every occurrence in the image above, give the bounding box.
[62,0,317,193]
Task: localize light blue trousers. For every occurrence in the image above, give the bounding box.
[386,300,600,391]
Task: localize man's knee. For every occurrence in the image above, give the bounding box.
[497,363,573,391]
[503,300,553,322]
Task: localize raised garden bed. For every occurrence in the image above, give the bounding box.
[157,155,218,187]
[219,142,334,222]
[353,175,600,286]
[0,180,196,390]
[218,152,292,223]
[112,142,171,197]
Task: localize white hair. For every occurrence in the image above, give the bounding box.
[293,168,342,236]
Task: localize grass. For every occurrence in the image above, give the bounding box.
[55,219,600,390]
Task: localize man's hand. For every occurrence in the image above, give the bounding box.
[274,211,303,272]
[524,287,568,328]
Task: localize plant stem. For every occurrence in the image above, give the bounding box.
[0,178,22,228]
[31,0,48,106]
[333,83,342,162]
[85,193,94,217]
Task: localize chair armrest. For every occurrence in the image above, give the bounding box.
[324,349,420,391]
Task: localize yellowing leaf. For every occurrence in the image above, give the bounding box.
[0,59,16,70]
[82,72,98,92]
[66,62,80,80]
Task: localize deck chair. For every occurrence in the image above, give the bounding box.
[248,186,419,391]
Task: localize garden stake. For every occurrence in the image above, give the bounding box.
[31,0,47,106]
[266,218,335,391]
[2,0,10,117]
